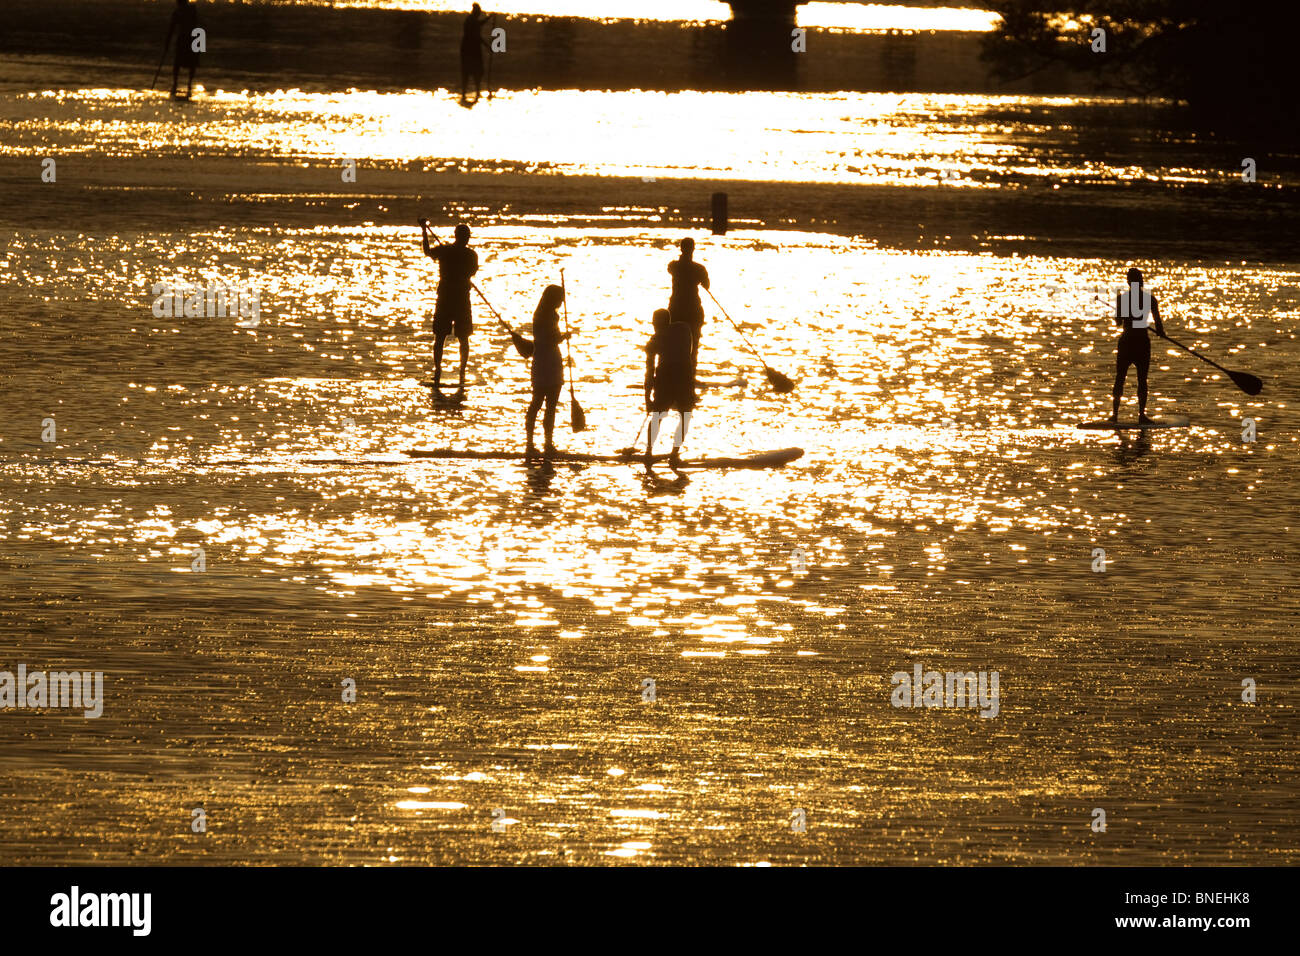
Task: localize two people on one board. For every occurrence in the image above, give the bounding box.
[162,0,201,100]
[654,240,706,468]
[461,4,493,105]
[420,220,479,399]
[1111,267,1165,424]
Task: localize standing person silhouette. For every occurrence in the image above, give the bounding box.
[1110,267,1166,424]
[420,221,478,399]
[667,238,709,362]
[163,0,201,101]
[459,5,491,106]
[645,308,697,472]
[523,285,569,457]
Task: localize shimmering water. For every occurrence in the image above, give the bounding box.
[1,54,1298,865]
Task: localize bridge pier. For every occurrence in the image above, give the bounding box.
[727,0,800,23]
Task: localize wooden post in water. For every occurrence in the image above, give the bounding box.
[711,191,728,235]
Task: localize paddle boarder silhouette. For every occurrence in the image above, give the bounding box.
[645,308,697,472]
[421,221,478,399]
[667,238,709,361]
[524,284,569,457]
[162,0,201,101]
[460,5,491,106]
[1111,267,1165,425]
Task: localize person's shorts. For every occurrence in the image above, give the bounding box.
[531,382,562,404]
[651,379,696,413]
[433,305,472,340]
[1116,330,1150,379]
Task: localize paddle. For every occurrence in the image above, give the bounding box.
[418,219,532,358]
[704,288,795,393]
[472,281,533,359]
[560,269,586,432]
[617,414,650,456]
[1162,331,1263,395]
[150,33,169,89]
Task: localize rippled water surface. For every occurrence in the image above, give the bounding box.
[2,54,1298,865]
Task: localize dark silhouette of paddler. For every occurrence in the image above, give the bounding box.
[645,308,697,471]
[420,220,478,399]
[1110,267,1166,424]
[162,0,201,101]
[523,285,569,456]
[667,237,709,361]
[460,5,491,105]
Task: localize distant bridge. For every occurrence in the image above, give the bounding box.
[728,0,964,20]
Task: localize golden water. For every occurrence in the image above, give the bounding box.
[1,65,1297,865]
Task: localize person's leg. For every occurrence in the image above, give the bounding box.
[1111,348,1129,421]
[1136,338,1152,420]
[673,410,691,451]
[669,409,691,469]
[433,332,446,387]
[171,60,181,97]
[526,393,542,451]
[186,62,196,97]
[646,410,664,455]
[456,335,470,395]
[543,391,559,451]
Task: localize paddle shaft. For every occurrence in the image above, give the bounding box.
[561,270,575,396]
[1162,332,1235,379]
[561,270,587,430]
[621,413,649,453]
[151,32,169,89]
[471,281,521,337]
[705,287,770,365]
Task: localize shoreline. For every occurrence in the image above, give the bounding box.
[4,156,1298,263]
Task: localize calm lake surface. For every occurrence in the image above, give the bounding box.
[1,30,1297,864]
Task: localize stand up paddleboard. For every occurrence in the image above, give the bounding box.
[1077,415,1190,431]
[404,447,803,470]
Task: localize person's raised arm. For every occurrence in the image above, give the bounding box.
[419,220,436,259]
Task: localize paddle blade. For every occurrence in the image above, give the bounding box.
[765,366,796,394]
[571,399,587,433]
[1230,370,1263,395]
[512,333,534,359]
